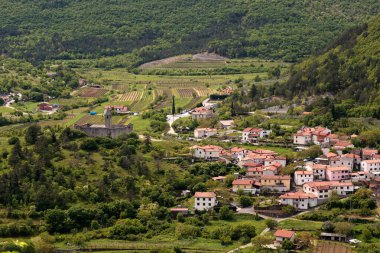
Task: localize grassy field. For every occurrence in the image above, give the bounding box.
[279,218,323,231]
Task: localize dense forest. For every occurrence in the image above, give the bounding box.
[1,0,380,67]
[274,13,380,119]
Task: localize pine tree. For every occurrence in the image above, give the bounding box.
[172,96,176,115]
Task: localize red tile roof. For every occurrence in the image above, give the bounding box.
[280,192,317,199]
[232,179,254,185]
[194,192,216,198]
[295,170,313,175]
[274,230,295,238]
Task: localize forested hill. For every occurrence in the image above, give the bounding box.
[1,0,380,67]
[275,13,380,118]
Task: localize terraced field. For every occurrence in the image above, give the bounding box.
[117,91,142,102]
[78,87,108,98]
[177,88,197,98]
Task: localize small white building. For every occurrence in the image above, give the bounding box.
[194,128,217,139]
[194,192,218,211]
[274,230,295,244]
[361,159,380,173]
[294,170,314,186]
[279,192,318,210]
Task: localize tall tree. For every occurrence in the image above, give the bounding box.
[172,96,176,115]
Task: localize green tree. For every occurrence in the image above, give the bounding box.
[25,124,41,145]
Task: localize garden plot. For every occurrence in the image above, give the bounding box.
[177,88,198,98]
[75,114,124,125]
[78,87,108,98]
[117,91,143,102]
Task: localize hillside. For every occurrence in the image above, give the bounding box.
[1,0,380,67]
[275,13,380,119]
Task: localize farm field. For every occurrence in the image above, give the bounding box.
[77,87,108,98]
[71,56,289,112]
[314,242,352,253]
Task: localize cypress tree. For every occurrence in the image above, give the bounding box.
[172,96,176,115]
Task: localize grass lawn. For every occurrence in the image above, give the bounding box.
[279,218,323,231]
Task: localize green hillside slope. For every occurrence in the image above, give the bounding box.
[1,0,380,66]
[275,14,380,118]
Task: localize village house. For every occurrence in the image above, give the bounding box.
[361,159,380,173]
[262,164,281,176]
[260,175,291,192]
[242,128,272,143]
[294,170,314,186]
[333,141,355,155]
[305,164,328,180]
[264,156,287,167]
[219,120,235,129]
[362,149,379,160]
[274,230,296,245]
[194,128,217,139]
[315,152,338,165]
[246,167,263,178]
[230,147,249,159]
[329,154,361,170]
[350,171,371,182]
[194,192,218,211]
[191,107,214,120]
[279,192,318,210]
[293,127,331,145]
[325,166,351,181]
[303,181,354,203]
[191,145,224,160]
[105,105,129,114]
[232,179,258,194]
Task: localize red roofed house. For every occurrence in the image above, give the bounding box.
[232,179,258,194]
[362,149,379,160]
[279,192,317,210]
[274,230,296,244]
[260,175,291,192]
[333,141,355,155]
[294,170,314,186]
[246,167,264,178]
[191,145,224,160]
[191,107,214,120]
[242,128,272,144]
[106,105,129,114]
[326,166,351,181]
[303,181,354,203]
[293,126,331,145]
[330,154,361,170]
[194,192,217,211]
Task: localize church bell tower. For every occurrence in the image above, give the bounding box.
[104,108,112,128]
